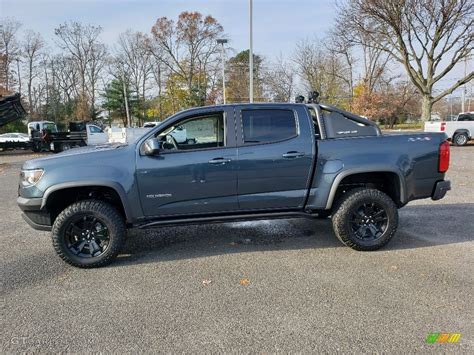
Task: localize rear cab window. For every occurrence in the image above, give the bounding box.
[457,113,474,121]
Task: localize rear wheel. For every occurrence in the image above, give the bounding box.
[453,133,468,146]
[332,188,398,251]
[52,200,126,268]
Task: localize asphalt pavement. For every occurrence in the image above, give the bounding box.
[1,147,473,353]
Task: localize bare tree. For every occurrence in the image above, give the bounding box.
[54,21,104,119]
[117,30,153,123]
[337,0,474,120]
[150,11,224,105]
[21,30,45,115]
[293,38,352,105]
[265,55,295,102]
[0,18,21,93]
[86,42,107,117]
[326,32,357,101]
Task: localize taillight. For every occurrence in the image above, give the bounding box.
[440,122,446,132]
[438,141,450,173]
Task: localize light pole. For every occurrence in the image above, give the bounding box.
[217,38,228,104]
[249,0,254,103]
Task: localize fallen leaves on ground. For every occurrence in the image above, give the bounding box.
[239,278,250,286]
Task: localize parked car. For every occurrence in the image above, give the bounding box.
[0,132,30,143]
[424,112,474,146]
[18,103,450,268]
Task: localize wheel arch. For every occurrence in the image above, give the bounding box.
[453,129,471,138]
[325,169,406,210]
[42,181,133,224]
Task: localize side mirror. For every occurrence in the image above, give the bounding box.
[143,138,162,156]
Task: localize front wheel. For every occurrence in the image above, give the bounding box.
[331,188,398,251]
[52,200,126,268]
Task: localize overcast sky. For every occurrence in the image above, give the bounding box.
[1,0,469,95]
[1,0,335,59]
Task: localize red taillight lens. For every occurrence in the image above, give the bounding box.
[440,122,446,131]
[439,141,450,173]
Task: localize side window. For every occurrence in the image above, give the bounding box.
[242,109,297,144]
[158,112,225,151]
[457,114,473,121]
[89,125,103,133]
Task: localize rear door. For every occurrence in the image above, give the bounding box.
[235,105,315,210]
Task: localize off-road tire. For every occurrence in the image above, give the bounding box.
[52,200,126,268]
[332,188,398,251]
[453,133,468,146]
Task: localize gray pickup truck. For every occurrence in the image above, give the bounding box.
[17,103,451,268]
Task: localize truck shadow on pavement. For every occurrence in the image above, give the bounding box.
[113,203,474,267]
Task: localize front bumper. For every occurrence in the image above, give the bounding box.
[17,196,52,231]
[431,180,451,201]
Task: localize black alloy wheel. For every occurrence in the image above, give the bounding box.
[65,215,110,258]
[349,202,388,241]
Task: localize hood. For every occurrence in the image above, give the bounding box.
[23,143,131,170]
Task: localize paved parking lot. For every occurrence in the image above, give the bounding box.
[1,147,473,352]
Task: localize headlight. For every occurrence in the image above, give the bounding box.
[20,169,44,187]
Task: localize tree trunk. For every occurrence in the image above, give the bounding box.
[421,95,433,121]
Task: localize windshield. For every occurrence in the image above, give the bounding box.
[44,123,57,132]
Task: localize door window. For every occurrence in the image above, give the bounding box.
[89,125,103,133]
[241,109,297,144]
[158,112,225,151]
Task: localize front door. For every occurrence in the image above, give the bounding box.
[136,108,238,217]
[87,125,108,145]
[235,105,315,210]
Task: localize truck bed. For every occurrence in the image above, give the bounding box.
[306,132,447,210]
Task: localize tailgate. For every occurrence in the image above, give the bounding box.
[424,121,442,133]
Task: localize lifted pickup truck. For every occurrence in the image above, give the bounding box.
[17,103,451,268]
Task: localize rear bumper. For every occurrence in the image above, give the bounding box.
[431,180,451,201]
[17,196,52,231]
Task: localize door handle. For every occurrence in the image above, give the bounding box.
[282,151,304,159]
[208,158,231,165]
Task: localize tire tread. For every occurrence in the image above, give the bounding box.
[52,200,126,268]
[332,188,398,251]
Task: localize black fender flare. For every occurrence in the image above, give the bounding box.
[325,168,406,209]
[41,181,134,223]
